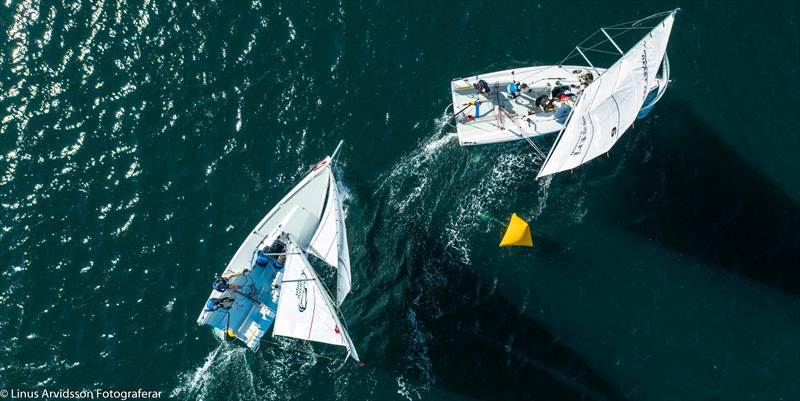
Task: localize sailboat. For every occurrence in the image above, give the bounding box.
[447,9,679,178]
[196,141,361,364]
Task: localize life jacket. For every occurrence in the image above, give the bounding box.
[256,250,269,267]
[206,299,219,310]
[213,278,228,292]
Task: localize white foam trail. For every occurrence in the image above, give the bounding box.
[531,175,553,219]
[173,334,325,401]
[374,132,457,219]
[170,343,226,400]
[442,151,536,264]
[395,295,435,401]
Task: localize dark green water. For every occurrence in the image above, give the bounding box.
[1,1,799,400]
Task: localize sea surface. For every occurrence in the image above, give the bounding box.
[1,0,799,400]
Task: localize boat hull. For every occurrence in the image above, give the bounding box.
[450,63,665,146]
[196,158,334,351]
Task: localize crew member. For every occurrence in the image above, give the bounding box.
[473,79,491,95]
[507,81,521,99]
[205,297,235,312]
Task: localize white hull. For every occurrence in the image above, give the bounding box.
[450,63,666,147]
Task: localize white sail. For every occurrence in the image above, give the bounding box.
[273,240,360,361]
[537,13,676,178]
[307,171,352,306]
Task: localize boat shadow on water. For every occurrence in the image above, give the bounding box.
[606,100,800,296]
[357,224,624,401]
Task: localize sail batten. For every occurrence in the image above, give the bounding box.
[537,12,676,178]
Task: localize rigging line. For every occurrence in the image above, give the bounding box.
[231,288,264,305]
[602,10,673,29]
[445,103,472,127]
[582,48,625,56]
[288,239,349,324]
[497,107,545,159]
[575,47,600,77]
[601,28,624,55]
[292,240,356,357]
[555,27,612,66]
[602,26,655,30]
[580,13,666,56]
[570,29,602,53]
[519,128,546,159]
[515,68,555,85]
[579,28,630,54]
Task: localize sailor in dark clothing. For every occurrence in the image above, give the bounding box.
[205,297,235,312]
[535,95,552,112]
[473,79,491,95]
[581,72,594,86]
[551,81,571,98]
[211,270,247,292]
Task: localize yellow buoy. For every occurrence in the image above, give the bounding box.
[499,213,533,247]
[226,329,237,338]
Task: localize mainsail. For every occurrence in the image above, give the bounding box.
[537,12,676,178]
[307,171,352,306]
[273,239,360,361]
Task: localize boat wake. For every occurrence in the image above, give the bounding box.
[171,338,321,401]
[369,122,554,398]
[442,150,539,265]
[373,131,458,221]
[170,343,231,401]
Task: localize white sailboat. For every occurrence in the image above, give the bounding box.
[196,141,360,364]
[447,9,679,177]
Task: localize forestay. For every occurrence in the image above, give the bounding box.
[537,12,676,178]
[307,172,352,306]
[273,240,360,361]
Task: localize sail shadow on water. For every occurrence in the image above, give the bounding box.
[603,100,800,295]
[354,211,625,401]
[355,148,623,399]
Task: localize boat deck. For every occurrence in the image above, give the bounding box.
[451,65,598,146]
[202,250,283,350]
